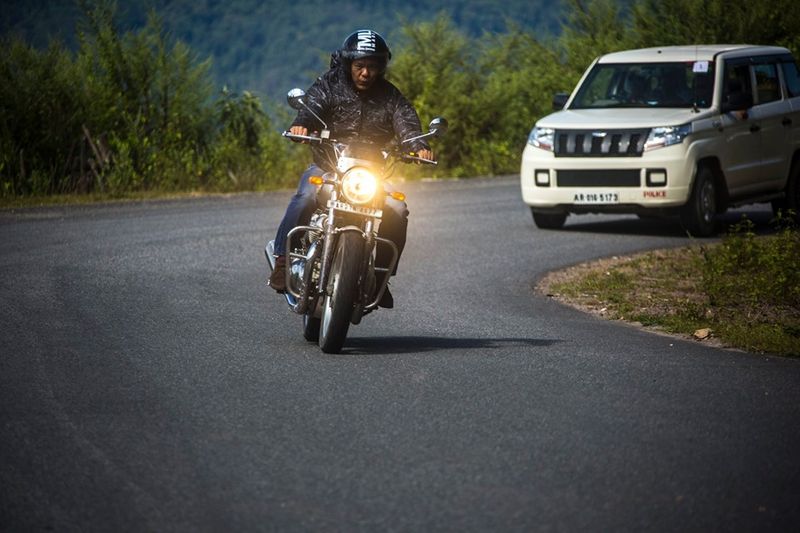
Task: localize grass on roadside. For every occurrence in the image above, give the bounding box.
[0,187,286,210]
[541,215,800,357]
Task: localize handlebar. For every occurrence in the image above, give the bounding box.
[400,154,438,166]
[282,131,324,144]
[282,131,437,165]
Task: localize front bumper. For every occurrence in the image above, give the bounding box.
[520,142,695,213]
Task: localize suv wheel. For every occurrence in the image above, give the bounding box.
[774,160,800,223]
[531,209,567,229]
[680,166,717,237]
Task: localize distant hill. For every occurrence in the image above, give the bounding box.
[1,0,564,101]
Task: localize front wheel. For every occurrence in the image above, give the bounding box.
[319,232,364,353]
[680,166,717,237]
[531,208,567,229]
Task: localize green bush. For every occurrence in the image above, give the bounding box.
[0,1,302,199]
[389,15,574,178]
[3,0,800,198]
[702,214,800,309]
[205,88,305,191]
[699,214,800,354]
[0,38,94,195]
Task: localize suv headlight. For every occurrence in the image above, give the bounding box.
[644,124,691,151]
[341,167,379,205]
[528,127,555,151]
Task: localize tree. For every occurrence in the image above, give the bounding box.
[631,0,800,55]
[559,0,634,77]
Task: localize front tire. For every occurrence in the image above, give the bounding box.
[531,208,567,229]
[319,232,363,353]
[680,166,717,237]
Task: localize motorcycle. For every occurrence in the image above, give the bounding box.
[266,88,447,353]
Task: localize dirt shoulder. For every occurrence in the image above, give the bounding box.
[535,249,748,353]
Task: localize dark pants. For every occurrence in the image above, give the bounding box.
[273,164,408,275]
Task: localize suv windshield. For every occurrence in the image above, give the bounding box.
[571,61,715,109]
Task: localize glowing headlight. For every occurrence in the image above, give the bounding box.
[528,127,555,151]
[341,167,379,205]
[644,123,692,151]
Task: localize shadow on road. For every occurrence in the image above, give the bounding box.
[342,336,561,355]
[559,210,777,238]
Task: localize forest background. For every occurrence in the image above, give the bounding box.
[2,0,799,200]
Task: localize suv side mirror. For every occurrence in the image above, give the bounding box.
[552,92,569,111]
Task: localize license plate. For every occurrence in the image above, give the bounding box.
[572,191,620,204]
[328,200,382,218]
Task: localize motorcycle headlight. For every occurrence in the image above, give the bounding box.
[341,167,379,205]
[644,123,692,151]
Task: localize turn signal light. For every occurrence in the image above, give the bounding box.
[390,191,406,202]
[308,176,324,186]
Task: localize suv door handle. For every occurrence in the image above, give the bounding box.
[783,117,793,127]
[750,124,761,133]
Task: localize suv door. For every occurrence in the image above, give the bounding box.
[718,58,762,196]
[749,57,793,193]
[782,57,800,110]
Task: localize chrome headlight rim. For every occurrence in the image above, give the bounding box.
[341,166,380,205]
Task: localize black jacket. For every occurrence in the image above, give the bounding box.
[292,64,428,171]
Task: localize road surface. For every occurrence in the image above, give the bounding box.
[2,176,798,531]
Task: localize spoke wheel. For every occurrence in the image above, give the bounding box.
[319,232,363,354]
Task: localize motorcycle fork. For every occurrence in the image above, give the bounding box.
[350,220,375,324]
[317,195,339,298]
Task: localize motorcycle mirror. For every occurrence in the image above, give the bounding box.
[287,88,306,110]
[286,88,329,130]
[401,116,449,146]
[428,117,448,137]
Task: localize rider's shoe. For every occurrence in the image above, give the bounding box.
[378,285,394,308]
[268,256,286,292]
[375,272,394,308]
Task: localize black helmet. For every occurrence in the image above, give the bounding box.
[340,29,392,64]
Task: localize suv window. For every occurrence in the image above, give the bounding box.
[782,59,800,97]
[571,62,714,109]
[753,62,781,103]
[723,61,754,106]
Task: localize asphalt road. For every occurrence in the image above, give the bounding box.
[2,176,799,531]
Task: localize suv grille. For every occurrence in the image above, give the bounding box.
[554,129,650,158]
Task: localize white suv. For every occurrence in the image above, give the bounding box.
[520,45,800,235]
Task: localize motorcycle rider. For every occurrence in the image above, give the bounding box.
[268,29,434,307]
